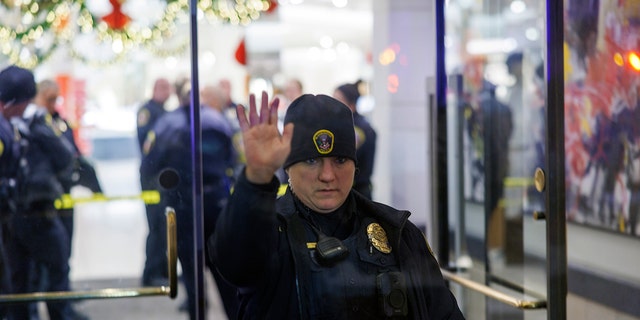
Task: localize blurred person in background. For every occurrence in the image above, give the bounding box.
[218,78,246,182]
[218,78,238,111]
[140,79,239,319]
[200,84,241,187]
[35,79,103,257]
[272,78,305,185]
[137,77,172,287]
[464,79,513,264]
[283,78,304,106]
[278,78,304,128]
[1,65,85,320]
[333,81,377,200]
[20,79,103,319]
[0,66,27,319]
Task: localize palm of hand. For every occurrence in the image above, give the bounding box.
[243,123,291,173]
[237,92,293,183]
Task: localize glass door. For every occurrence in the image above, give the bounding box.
[437,0,567,319]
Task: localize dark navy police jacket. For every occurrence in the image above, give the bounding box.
[209,171,465,320]
[12,105,75,209]
[0,114,21,216]
[139,105,236,237]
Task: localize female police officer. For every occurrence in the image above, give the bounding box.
[208,92,464,319]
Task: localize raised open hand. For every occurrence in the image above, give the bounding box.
[237,91,294,184]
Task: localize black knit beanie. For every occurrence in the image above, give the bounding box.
[0,65,36,104]
[283,94,356,169]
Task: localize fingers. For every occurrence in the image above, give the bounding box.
[269,95,280,125]
[239,92,281,130]
[236,104,249,131]
[259,91,270,124]
[248,94,259,125]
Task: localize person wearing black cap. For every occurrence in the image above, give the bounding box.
[208,92,465,319]
[334,81,377,200]
[0,65,30,319]
[0,65,84,320]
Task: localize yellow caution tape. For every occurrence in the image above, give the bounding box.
[503,177,534,187]
[54,190,161,209]
[230,184,288,196]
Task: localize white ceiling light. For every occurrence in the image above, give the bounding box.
[319,35,334,48]
[510,0,526,14]
[332,0,348,8]
[336,41,350,54]
[525,27,540,41]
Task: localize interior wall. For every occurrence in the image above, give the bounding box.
[372,0,436,241]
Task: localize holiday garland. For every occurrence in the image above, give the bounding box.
[0,0,272,67]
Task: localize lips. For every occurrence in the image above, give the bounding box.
[316,188,339,196]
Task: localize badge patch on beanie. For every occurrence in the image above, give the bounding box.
[313,129,334,154]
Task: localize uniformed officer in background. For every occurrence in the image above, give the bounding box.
[137,77,173,287]
[35,78,103,258]
[0,65,27,319]
[28,80,102,319]
[333,81,377,200]
[208,92,464,319]
[0,65,84,320]
[140,79,239,319]
[0,92,21,220]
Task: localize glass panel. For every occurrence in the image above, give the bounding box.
[0,1,374,319]
[0,5,239,318]
[444,0,548,318]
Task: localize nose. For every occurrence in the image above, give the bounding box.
[318,159,336,182]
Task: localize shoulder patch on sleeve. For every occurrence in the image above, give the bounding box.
[43,114,63,136]
[355,126,366,149]
[138,109,150,127]
[143,131,156,155]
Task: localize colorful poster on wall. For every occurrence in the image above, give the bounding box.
[564,0,640,236]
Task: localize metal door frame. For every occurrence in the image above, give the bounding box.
[434,0,568,319]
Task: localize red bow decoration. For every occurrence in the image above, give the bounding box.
[102,0,131,30]
[235,37,247,65]
[265,0,278,14]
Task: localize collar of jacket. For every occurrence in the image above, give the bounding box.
[276,188,411,251]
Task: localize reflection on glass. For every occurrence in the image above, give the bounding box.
[444,0,548,318]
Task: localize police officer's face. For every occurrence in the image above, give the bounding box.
[287,157,355,214]
[41,88,59,113]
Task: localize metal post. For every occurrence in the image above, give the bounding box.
[188,0,205,318]
[434,0,449,267]
[545,0,567,319]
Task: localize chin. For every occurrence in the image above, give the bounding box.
[312,200,342,213]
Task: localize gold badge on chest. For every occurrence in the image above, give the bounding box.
[367,223,391,254]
